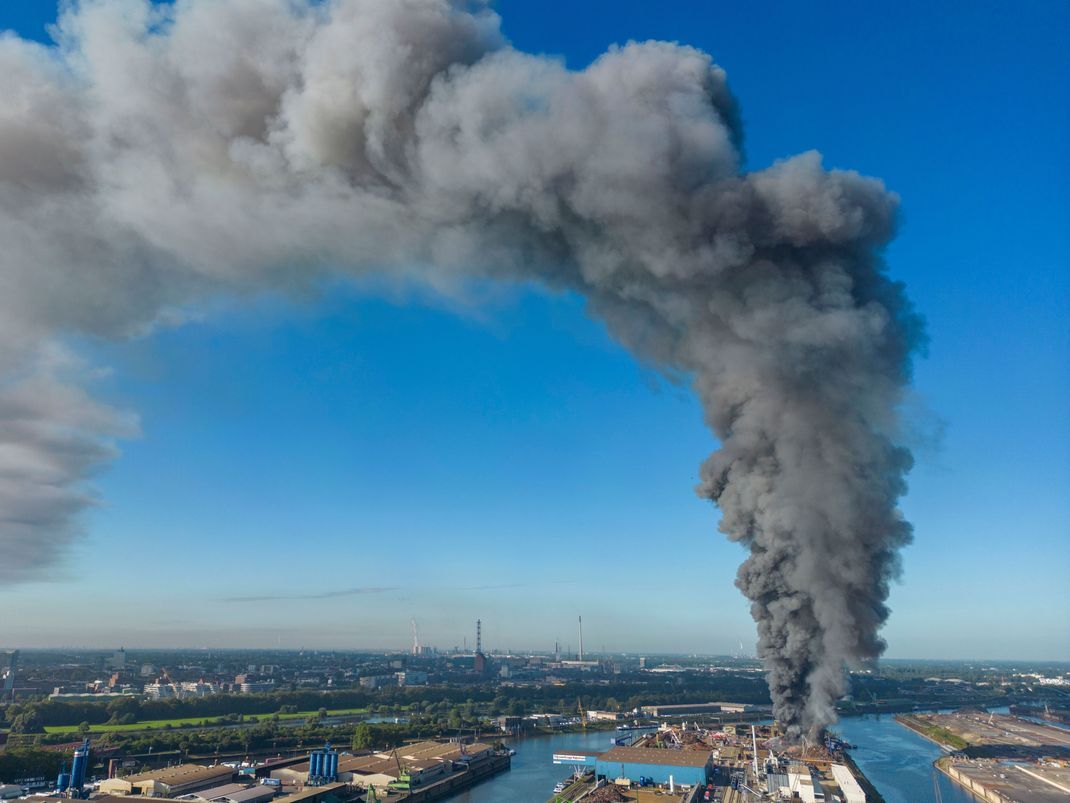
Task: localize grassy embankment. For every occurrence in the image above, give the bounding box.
[43,707,368,734]
[896,715,969,751]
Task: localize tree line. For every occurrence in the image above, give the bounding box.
[2,673,770,734]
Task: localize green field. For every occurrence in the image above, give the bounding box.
[43,707,369,734]
[921,725,969,750]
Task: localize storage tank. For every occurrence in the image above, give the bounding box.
[325,751,338,781]
[308,750,322,779]
[70,739,90,791]
[56,772,71,792]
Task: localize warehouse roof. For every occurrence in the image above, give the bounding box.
[274,783,345,803]
[642,702,724,710]
[392,741,493,762]
[182,783,248,800]
[127,764,233,786]
[213,786,276,803]
[597,747,711,768]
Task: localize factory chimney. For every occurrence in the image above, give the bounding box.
[752,725,759,779]
[578,616,584,662]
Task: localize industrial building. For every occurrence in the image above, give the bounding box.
[269,741,493,793]
[177,784,275,803]
[99,765,235,797]
[785,764,826,803]
[272,784,344,803]
[639,702,770,717]
[559,746,712,787]
[586,710,626,721]
[395,670,427,686]
[176,783,246,802]
[830,763,866,803]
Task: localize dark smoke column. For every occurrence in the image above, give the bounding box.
[584,151,922,738]
[679,163,922,738]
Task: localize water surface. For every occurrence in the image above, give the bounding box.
[834,715,975,803]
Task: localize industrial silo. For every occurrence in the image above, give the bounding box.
[70,739,90,792]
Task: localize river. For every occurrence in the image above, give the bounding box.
[834,715,975,803]
[446,716,982,802]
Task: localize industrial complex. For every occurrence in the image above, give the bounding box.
[547,722,873,802]
[4,735,509,803]
[3,645,1069,802]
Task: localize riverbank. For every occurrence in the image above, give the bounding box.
[895,714,968,751]
[841,749,886,803]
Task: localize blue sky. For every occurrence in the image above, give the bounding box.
[2,0,1067,660]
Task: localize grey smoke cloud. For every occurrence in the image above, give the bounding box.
[0,347,137,584]
[0,0,922,735]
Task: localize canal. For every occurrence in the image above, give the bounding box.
[833,715,975,803]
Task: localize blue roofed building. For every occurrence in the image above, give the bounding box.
[593,747,712,787]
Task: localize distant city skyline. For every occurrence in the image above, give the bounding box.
[0,1,1066,662]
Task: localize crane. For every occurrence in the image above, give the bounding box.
[387,748,414,793]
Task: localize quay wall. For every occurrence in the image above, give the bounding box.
[935,758,1011,803]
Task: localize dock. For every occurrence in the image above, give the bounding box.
[381,752,511,802]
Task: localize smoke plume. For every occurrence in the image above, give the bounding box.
[0,0,922,734]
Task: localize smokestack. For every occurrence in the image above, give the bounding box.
[0,0,921,739]
[578,616,584,662]
[752,725,759,779]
